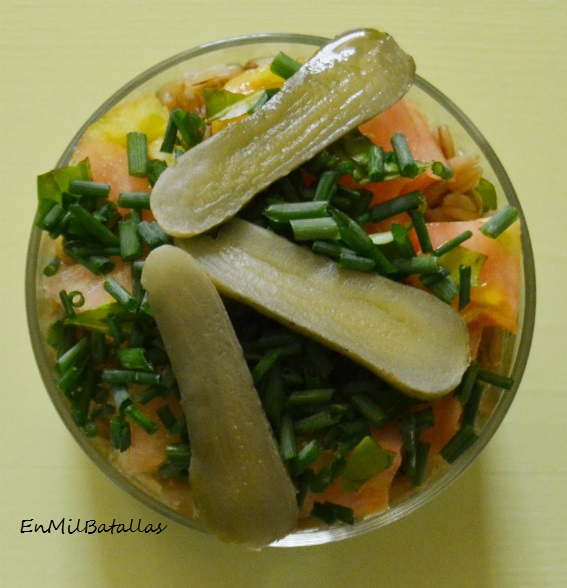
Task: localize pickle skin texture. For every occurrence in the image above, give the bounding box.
[141,245,298,548]
[177,220,471,399]
[151,28,416,237]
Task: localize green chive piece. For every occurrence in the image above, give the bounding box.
[420,271,459,304]
[137,220,172,249]
[165,443,191,467]
[117,192,151,209]
[313,170,341,201]
[367,145,386,182]
[311,501,354,526]
[279,414,297,461]
[440,425,479,464]
[103,277,138,312]
[42,203,66,231]
[261,368,286,431]
[124,404,159,435]
[408,209,433,253]
[369,190,424,224]
[171,109,205,148]
[310,459,346,493]
[146,159,168,186]
[477,369,514,390]
[90,330,107,364]
[110,415,131,452]
[294,410,341,435]
[290,217,339,241]
[101,369,160,386]
[391,132,419,178]
[330,207,374,255]
[459,265,472,310]
[270,52,302,79]
[350,394,389,428]
[392,256,440,276]
[462,381,484,428]
[433,230,474,257]
[287,389,335,408]
[160,111,179,153]
[127,132,148,178]
[264,200,329,222]
[479,205,519,239]
[412,441,431,487]
[118,217,143,261]
[338,252,376,272]
[456,361,480,404]
[68,179,111,199]
[43,255,61,277]
[390,223,416,258]
[56,336,90,375]
[66,203,119,247]
[431,161,454,180]
[156,405,177,431]
[290,439,324,476]
[59,289,77,318]
[117,348,154,372]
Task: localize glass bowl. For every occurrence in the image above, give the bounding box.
[26,32,536,547]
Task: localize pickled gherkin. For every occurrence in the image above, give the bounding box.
[151,28,416,237]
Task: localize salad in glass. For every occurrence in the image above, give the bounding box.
[27,30,534,548]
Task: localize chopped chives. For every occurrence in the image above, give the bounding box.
[286,388,334,408]
[105,314,125,345]
[264,200,329,222]
[390,223,416,258]
[290,217,339,241]
[171,109,205,148]
[58,365,85,396]
[156,405,177,431]
[261,368,286,431]
[310,458,346,493]
[146,159,168,186]
[312,240,355,260]
[338,251,375,272]
[67,203,119,247]
[313,170,341,201]
[391,132,418,178]
[59,289,77,318]
[160,111,179,153]
[456,361,480,404]
[477,369,514,390]
[408,209,433,254]
[330,207,375,256]
[109,415,131,452]
[279,414,297,461]
[311,501,354,526]
[479,205,519,238]
[367,145,386,181]
[440,425,479,464]
[118,217,143,261]
[462,381,484,428]
[127,132,148,178]
[350,394,388,428]
[369,190,424,224]
[290,439,324,476]
[431,161,454,180]
[43,255,61,277]
[90,331,107,364]
[117,348,154,372]
[56,336,90,375]
[103,276,138,312]
[42,203,65,231]
[137,220,172,249]
[270,52,302,79]
[294,410,341,435]
[392,256,440,276]
[124,404,159,434]
[68,179,111,199]
[117,192,151,209]
[100,369,160,386]
[251,352,279,384]
[433,230,473,257]
[420,271,459,304]
[459,264,472,310]
[412,441,431,487]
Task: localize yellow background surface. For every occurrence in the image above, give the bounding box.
[1,1,566,586]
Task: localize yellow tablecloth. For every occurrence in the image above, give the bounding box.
[2,1,566,586]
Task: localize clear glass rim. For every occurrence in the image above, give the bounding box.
[25,32,536,547]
